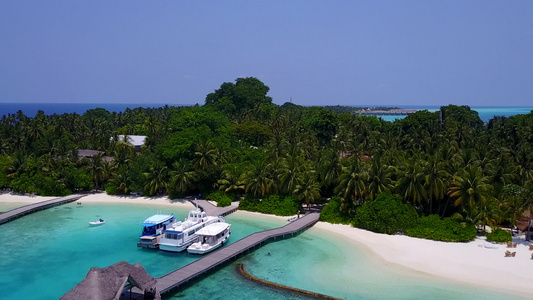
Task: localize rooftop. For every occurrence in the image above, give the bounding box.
[196,222,230,236]
[116,135,146,147]
[142,214,174,226]
[61,261,160,300]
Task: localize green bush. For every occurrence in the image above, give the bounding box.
[217,195,232,207]
[406,215,477,242]
[353,193,418,234]
[10,172,71,196]
[206,191,232,207]
[486,228,512,243]
[239,194,298,216]
[206,191,224,201]
[105,185,120,195]
[320,196,351,224]
[238,194,258,211]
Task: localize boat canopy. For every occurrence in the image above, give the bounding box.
[142,214,174,227]
[195,222,230,236]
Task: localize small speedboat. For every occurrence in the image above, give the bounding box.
[89,219,105,226]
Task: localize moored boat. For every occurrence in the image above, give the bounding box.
[88,219,105,226]
[159,208,224,252]
[137,213,177,248]
[187,222,231,255]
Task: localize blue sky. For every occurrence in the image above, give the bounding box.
[1,1,532,106]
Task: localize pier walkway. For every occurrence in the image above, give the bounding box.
[155,211,320,295]
[187,198,238,217]
[0,194,85,225]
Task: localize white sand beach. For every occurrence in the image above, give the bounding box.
[2,193,531,296]
[315,222,533,296]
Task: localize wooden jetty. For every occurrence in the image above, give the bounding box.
[0,194,85,225]
[188,198,238,217]
[155,211,320,295]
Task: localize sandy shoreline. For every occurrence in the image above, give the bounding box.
[315,222,533,296]
[2,193,531,296]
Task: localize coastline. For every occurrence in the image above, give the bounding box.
[2,193,531,296]
[314,222,533,297]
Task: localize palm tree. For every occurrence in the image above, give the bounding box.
[424,155,449,214]
[5,152,27,179]
[448,165,492,209]
[217,164,245,195]
[143,165,168,196]
[335,156,367,208]
[169,159,196,195]
[396,159,427,206]
[193,141,219,170]
[319,149,342,190]
[113,141,134,170]
[294,171,321,210]
[144,115,159,138]
[486,150,516,196]
[109,171,133,194]
[278,156,304,195]
[244,160,275,198]
[84,153,105,190]
[368,157,394,200]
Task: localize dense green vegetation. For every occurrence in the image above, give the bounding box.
[319,196,351,224]
[206,191,232,207]
[353,194,418,234]
[486,228,512,243]
[2,77,533,242]
[405,215,477,242]
[239,194,299,216]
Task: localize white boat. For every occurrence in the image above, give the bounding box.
[137,213,177,248]
[89,219,105,226]
[159,208,224,252]
[187,222,231,255]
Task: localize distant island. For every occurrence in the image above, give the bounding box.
[355,108,418,115]
[322,105,415,115]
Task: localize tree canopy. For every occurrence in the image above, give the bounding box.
[2,77,533,241]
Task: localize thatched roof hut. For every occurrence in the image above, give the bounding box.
[77,149,105,158]
[61,261,160,300]
[77,149,114,163]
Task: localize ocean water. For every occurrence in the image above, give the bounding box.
[0,202,525,300]
[374,106,533,123]
[0,102,188,117]
[0,203,284,299]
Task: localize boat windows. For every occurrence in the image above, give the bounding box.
[164,232,183,240]
[143,226,156,236]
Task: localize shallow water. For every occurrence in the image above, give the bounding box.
[0,203,284,299]
[177,227,524,300]
[375,106,533,123]
[0,203,526,300]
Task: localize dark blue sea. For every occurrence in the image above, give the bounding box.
[0,102,189,118]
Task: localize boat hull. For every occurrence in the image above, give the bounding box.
[88,221,105,226]
[186,242,222,255]
[159,242,190,252]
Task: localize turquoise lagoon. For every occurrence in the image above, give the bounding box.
[374,106,533,123]
[0,203,526,300]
